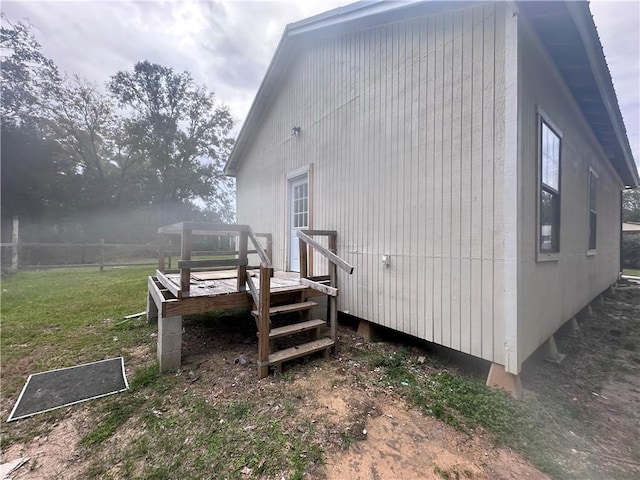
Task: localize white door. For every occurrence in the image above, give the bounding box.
[289,175,308,272]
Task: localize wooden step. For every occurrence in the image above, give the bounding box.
[269,319,326,340]
[251,300,317,317]
[268,337,334,366]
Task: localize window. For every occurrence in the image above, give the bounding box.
[588,169,597,251]
[292,181,308,229]
[539,119,561,253]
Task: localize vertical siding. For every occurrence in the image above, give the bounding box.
[516,18,624,366]
[236,3,508,364]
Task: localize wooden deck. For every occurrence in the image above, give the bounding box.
[149,269,323,318]
[147,222,352,377]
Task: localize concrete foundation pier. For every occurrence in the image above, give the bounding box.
[158,314,183,372]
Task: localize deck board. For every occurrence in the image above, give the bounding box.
[158,270,306,297]
[160,269,302,298]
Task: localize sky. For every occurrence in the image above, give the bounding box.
[2,0,639,167]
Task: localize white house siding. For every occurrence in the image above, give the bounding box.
[516,16,624,367]
[236,3,508,364]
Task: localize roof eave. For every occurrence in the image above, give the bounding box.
[565,2,639,187]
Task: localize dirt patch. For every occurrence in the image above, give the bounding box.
[2,285,638,479]
[324,400,546,480]
[1,411,87,479]
[521,285,640,479]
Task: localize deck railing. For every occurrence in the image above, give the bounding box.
[296,230,354,347]
[156,223,272,299]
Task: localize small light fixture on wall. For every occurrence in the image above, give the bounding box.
[291,126,301,138]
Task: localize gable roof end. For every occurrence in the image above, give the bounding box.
[225,1,639,188]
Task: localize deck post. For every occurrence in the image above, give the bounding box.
[299,236,308,279]
[328,234,338,347]
[265,234,273,263]
[180,229,192,298]
[258,264,272,378]
[237,231,248,291]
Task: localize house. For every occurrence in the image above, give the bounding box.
[623,222,640,233]
[224,0,639,393]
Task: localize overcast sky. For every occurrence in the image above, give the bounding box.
[3,0,639,166]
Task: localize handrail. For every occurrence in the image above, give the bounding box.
[253,233,273,264]
[296,230,354,274]
[246,272,259,306]
[248,228,272,267]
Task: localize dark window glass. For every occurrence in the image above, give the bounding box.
[540,189,560,252]
[539,119,561,253]
[589,171,597,250]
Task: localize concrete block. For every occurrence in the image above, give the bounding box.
[543,335,566,364]
[159,332,182,353]
[486,363,522,399]
[158,315,182,373]
[357,319,378,341]
[159,315,183,336]
[158,349,181,372]
[147,292,159,324]
[568,316,582,339]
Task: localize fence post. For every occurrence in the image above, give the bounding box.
[100,238,105,272]
[11,216,19,272]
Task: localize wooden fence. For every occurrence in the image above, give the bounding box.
[0,217,232,272]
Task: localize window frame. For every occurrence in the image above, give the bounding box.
[536,110,563,262]
[587,167,598,255]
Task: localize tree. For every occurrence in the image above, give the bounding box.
[46,76,146,210]
[1,122,81,219]
[623,189,640,223]
[1,14,60,127]
[108,61,235,218]
[2,19,236,232]
[0,16,80,219]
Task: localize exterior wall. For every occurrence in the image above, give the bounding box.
[236,3,508,364]
[516,16,624,367]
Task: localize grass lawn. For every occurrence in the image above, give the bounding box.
[623,268,640,277]
[1,267,638,479]
[1,266,156,392]
[0,266,324,479]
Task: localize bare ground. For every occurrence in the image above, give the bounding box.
[2,283,638,479]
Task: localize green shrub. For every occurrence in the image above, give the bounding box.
[622,234,640,268]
